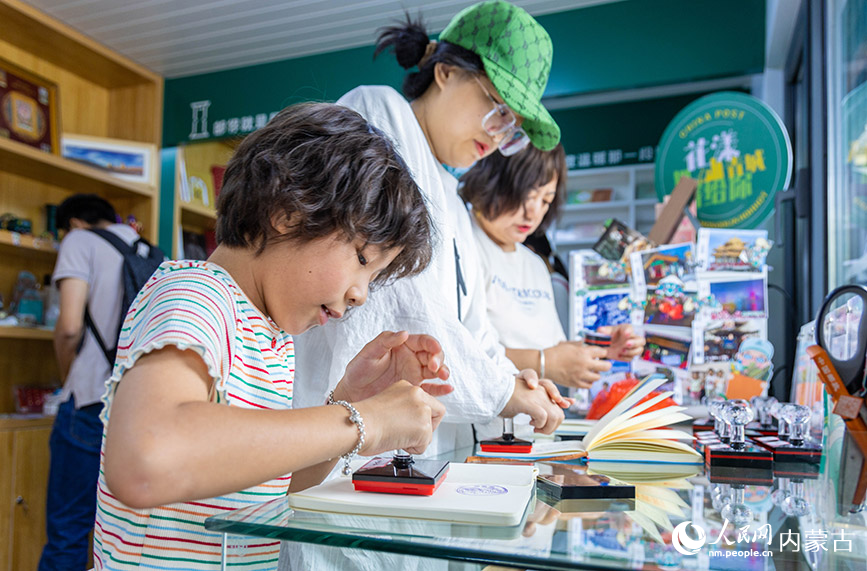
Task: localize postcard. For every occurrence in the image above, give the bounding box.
[699,319,765,364]
[591,219,655,263]
[696,228,770,271]
[630,242,696,290]
[576,289,633,332]
[570,250,630,291]
[699,272,769,320]
[643,288,698,328]
[641,333,691,369]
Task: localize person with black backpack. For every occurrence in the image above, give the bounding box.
[39,193,163,571]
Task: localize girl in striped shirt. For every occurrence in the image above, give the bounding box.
[94,103,451,570]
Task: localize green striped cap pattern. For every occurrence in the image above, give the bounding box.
[439,0,560,150]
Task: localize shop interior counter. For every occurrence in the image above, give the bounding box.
[204,440,867,571]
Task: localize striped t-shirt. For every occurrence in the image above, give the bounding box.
[94,260,295,570]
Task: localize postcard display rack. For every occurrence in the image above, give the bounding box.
[0,1,163,568]
[569,226,772,407]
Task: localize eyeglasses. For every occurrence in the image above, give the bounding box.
[473,76,530,157]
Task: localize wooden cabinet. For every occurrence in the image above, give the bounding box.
[0,418,52,571]
[0,0,162,567]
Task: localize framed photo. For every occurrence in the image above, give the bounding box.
[61,134,157,187]
[0,57,60,154]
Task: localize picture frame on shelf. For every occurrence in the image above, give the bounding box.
[0,56,60,154]
[61,134,157,187]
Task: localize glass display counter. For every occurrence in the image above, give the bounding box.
[204,438,867,570]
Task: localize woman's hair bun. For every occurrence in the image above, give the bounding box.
[375,15,430,70]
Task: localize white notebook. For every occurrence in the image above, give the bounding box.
[289,462,535,526]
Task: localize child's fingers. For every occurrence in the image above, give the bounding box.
[404,333,444,357]
[366,330,409,358]
[437,364,450,381]
[410,350,446,378]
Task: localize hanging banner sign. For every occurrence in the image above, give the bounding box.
[655,92,792,229]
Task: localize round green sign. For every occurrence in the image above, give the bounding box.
[655,92,792,229]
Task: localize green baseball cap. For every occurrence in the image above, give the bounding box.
[439,0,560,151]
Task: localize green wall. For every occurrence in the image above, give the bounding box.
[159,0,765,249]
[162,0,765,147]
[551,89,749,169]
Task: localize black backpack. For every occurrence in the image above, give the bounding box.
[81,228,166,365]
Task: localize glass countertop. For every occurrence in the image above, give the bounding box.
[205,439,867,571]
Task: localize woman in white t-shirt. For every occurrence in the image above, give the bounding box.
[460,144,646,389]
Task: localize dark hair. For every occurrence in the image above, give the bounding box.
[374,14,484,99]
[216,102,433,285]
[56,193,118,231]
[523,233,568,279]
[459,144,567,234]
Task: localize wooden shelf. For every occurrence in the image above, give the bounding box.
[180,202,217,229]
[0,230,58,257]
[0,416,55,430]
[0,137,156,199]
[0,326,53,341]
[0,0,159,89]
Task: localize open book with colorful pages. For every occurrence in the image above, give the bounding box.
[474,375,703,465]
[288,462,536,526]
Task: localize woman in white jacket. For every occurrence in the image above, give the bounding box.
[294,0,569,457]
[286,2,571,569]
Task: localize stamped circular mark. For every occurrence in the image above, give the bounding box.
[456,484,508,496]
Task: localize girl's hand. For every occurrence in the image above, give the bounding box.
[598,325,645,361]
[355,381,446,456]
[336,330,452,403]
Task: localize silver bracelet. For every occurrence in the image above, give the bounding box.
[539,349,546,379]
[329,395,365,475]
